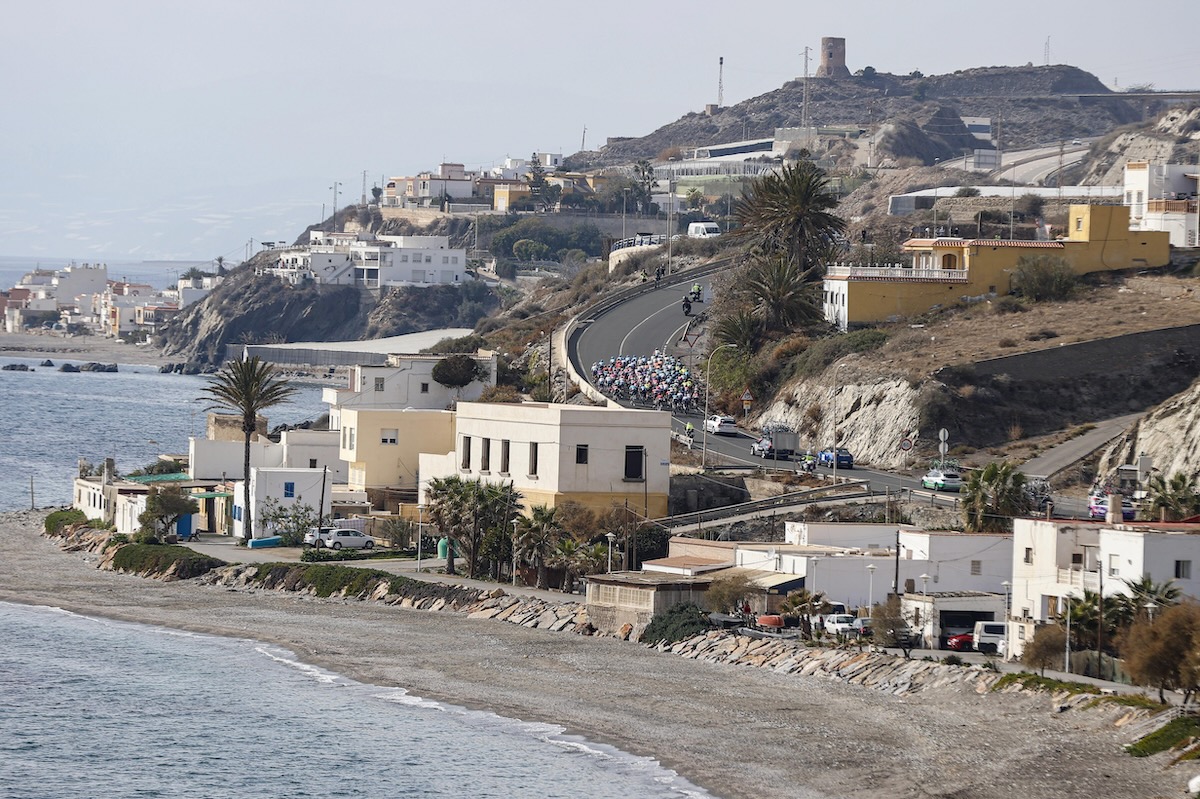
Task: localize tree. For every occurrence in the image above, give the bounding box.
[258,498,319,547]
[686,187,705,209]
[136,486,199,540]
[780,588,832,640]
[1113,576,1182,626]
[712,308,766,353]
[962,461,1031,533]
[371,186,384,204]
[1021,624,1066,676]
[706,573,759,614]
[729,161,846,272]
[743,254,823,331]
[633,159,656,214]
[1144,472,1200,522]
[872,595,917,658]
[201,356,298,541]
[527,155,552,212]
[1121,603,1200,703]
[431,354,487,396]
[516,505,564,589]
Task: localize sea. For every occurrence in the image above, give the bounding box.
[0,602,711,799]
[0,355,331,513]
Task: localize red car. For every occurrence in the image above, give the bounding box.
[945,632,974,651]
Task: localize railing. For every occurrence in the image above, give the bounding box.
[610,234,668,253]
[1146,198,1198,214]
[1057,568,1100,591]
[824,263,970,282]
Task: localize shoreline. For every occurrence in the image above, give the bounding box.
[0,509,1185,799]
[0,331,173,367]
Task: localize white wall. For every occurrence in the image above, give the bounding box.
[232,467,333,539]
[787,521,899,549]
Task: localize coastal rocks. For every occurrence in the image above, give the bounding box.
[2,363,30,371]
[40,359,53,367]
[656,631,1004,696]
[59,362,118,373]
[159,362,203,375]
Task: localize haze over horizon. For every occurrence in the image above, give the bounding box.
[3,0,1196,263]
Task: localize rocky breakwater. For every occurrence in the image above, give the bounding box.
[657,630,1002,696]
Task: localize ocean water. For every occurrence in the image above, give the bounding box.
[0,355,330,512]
[0,602,711,799]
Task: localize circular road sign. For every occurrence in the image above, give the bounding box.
[899,437,913,452]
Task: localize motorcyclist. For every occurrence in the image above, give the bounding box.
[690,283,702,302]
[684,421,695,438]
[682,296,692,315]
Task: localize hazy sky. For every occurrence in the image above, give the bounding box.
[2,0,1196,263]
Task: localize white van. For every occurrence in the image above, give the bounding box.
[687,221,721,239]
[972,621,1006,654]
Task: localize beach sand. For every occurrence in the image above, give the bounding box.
[0,331,173,367]
[0,509,1182,799]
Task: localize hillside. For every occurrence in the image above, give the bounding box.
[577,65,1142,168]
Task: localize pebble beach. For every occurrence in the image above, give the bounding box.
[0,509,1185,799]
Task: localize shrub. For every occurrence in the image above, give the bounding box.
[991,296,1026,314]
[943,654,965,665]
[998,337,1017,347]
[1012,255,1076,302]
[1025,329,1059,341]
[955,187,981,197]
[111,543,227,579]
[45,509,88,534]
[1126,717,1200,757]
[639,602,714,645]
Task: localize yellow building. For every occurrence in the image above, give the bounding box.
[823,205,1170,329]
[339,407,456,496]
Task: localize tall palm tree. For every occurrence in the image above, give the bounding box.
[1145,472,1200,521]
[743,254,823,331]
[962,461,1031,533]
[515,505,564,589]
[426,475,471,576]
[730,161,846,271]
[201,356,297,541]
[1113,576,1182,625]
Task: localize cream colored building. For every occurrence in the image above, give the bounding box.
[419,402,671,518]
[340,407,456,495]
[823,204,1171,329]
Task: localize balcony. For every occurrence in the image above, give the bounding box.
[824,262,970,283]
[1057,568,1099,592]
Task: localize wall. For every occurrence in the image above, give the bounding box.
[341,408,455,491]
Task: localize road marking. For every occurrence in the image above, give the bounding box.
[619,297,680,354]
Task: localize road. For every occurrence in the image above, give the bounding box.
[994,142,1090,184]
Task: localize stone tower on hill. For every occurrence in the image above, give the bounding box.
[816,36,850,78]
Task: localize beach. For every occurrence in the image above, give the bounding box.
[0,509,1183,799]
[0,331,173,367]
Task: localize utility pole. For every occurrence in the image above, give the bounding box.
[717,56,724,108]
[580,124,586,152]
[361,171,367,205]
[801,46,812,151]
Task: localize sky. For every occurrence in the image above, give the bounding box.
[2,0,1197,264]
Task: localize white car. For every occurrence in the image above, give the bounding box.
[704,415,737,436]
[306,527,374,550]
[824,614,857,635]
[921,468,963,492]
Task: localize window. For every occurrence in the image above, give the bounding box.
[1071,552,1083,566]
[442,256,449,264]
[1108,553,1120,577]
[452,256,459,264]
[528,442,539,476]
[381,428,398,445]
[1023,547,1033,564]
[1176,560,1192,580]
[624,446,645,481]
[970,560,981,576]
[284,482,295,498]
[347,427,356,450]
[308,459,317,468]
[460,435,472,470]
[501,439,510,474]
[420,382,429,393]
[374,377,385,391]
[401,254,409,262]
[481,438,491,472]
[576,444,589,465]
[1075,217,1083,231]
[425,255,432,263]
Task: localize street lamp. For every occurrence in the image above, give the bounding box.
[920,573,931,648]
[1001,580,1012,661]
[416,504,425,573]
[866,563,876,611]
[1063,589,1076,673]
[702,343,738,470]
[1145,600,1158,623]
[511,518,520,586]
[622,188,630,241]
[606,531,616,573]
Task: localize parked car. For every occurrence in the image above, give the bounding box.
[818,447,854,469]
[945,632,974,651]
[824,614,857,636]
[850,617,873,637]
[303,526,337,547]
[1088,495,1137,521]
[921,468,963,492]
[704,415,738,436]
[308,527,374,550]
[972,622,1006,654]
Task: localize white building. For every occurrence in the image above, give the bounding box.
[1008,517,1200,657]
[419,402,672,518]
[230,467,334,540]
[264,234,469,288]
[323,352,499,427]
[188,427,346,485]
[1124,161,1199,248]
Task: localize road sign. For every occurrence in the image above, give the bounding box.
[938,428,949,443]
[741,399,752,410]
[899,437,913,452]
[741,389,754,402]
[939,441,948,458]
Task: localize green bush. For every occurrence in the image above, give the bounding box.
[44,509,88,534]
[639,602,714,645]
[1126,716,1200,757]
[1012,255,1076,302]
[787,330,889,379]
[992,671,1101,697]
[111,544,227,579]
[943,654,965,665]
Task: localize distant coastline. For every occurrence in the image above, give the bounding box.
[0,331,172,367]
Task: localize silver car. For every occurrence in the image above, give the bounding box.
[308,527,374,550]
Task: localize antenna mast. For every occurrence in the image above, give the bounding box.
[581,125,586,152]
[718,56,724,108]
[801,46,812,150]
[1044,36,1051,66]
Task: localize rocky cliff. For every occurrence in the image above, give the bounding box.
[1098,376,1200,479]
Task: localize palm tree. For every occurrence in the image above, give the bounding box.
[712,308,766,353]
[633,160,656,214]
[730,161,846,270]
[743,254,823,331]
[515,505,564,589]
[1144,472,1200,521]
[780,588,832,640]
[1112,576,1182,625]
[961,461,1031,533]
[426,475,473,576]
[201,356,298,541]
